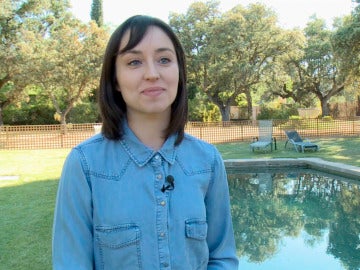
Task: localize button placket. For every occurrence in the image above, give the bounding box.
[151,154,171,269]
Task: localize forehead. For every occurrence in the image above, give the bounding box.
[119,26,175,52]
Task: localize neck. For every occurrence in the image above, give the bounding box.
[127,113,170,150]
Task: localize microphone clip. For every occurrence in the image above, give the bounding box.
[161,175,175,193]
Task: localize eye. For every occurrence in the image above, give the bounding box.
[127,59,142,66]
[159,57,171,65]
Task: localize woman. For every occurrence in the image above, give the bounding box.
[52,15,238,269]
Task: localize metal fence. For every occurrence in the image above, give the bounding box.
[0,118,359,150]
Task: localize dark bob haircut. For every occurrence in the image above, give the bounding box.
[98,15,188,145]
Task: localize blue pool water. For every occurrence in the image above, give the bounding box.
[227,168,360,270]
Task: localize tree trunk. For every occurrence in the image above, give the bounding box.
[320,97,331,117]
[59,113,67,135]
[60,113,67,125]
[245,91,253,120]
[0,106,3,126]
[219,105,231,121]
[357,95,360,116]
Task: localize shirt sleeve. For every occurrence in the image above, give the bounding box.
[205,147,239,269]
[52,148,94,270]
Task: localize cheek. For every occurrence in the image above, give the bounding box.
[114,69,122,92]
[114,64,131,93]
[115,72,129,93]
[170,67,180,86]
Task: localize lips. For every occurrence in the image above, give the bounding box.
[141,87,165,97]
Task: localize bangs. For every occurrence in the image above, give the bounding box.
[119,18,153,54]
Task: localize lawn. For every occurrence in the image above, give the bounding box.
[217,137,360,167]
[0,149,70,270]
[0,137,359,269]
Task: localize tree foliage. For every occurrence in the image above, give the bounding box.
[170,1,333,120]
[169,0,221,120]
[25,18,107,124]
[90,0,103,27]
[208,3,297,119]
[0,0,71,124]
[303,18,346,116]
[1,0,358,124]
[0,0,108,125]
[332,1,360,115]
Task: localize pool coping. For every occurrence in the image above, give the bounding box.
[224,158,360,180]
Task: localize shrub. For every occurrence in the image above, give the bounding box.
[257,105,298,120]
[322,116,333,121]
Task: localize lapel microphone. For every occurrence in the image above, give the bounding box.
[161,175,175,193]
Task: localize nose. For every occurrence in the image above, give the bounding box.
[144,62,160,81]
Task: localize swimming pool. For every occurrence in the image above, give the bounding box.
[225,159,360,270]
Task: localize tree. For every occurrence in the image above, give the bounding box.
[206,4,298,120]
[1,0,107,125]
[262,29,315,107]
[332,5,360,77]
[273,17,347,117]
[300,17,345,116]
[25,18,108,124]
[332,2,360,115]
[169,0,221,121]
[2,85,57,125]
[90,0,103,27]
[170,2,300,121]
[0,0,38,125]
[0,0,71,125]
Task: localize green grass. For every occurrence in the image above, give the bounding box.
[216,137,360,167]
[0,137,359,269]
[0,149,70,270]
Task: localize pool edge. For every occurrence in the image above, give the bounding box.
[224,158,360,180]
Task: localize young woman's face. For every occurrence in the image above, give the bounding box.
[115,26,179,119]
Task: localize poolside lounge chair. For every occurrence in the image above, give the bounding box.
[284,130,319,153]
[250,120,273,152]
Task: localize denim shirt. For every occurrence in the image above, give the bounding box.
[52,123,239,270]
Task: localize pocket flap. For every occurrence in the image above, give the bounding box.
[95,224,140,248]
[185,219,208,240]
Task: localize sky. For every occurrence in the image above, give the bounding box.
[70,0,354,29]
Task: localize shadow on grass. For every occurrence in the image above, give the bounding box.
[0,179,59,270]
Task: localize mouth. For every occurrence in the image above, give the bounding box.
[141,87,165,97]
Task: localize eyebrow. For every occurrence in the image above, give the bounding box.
[119,47,176,56]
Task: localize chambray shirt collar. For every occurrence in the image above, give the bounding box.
[120,121,177,167]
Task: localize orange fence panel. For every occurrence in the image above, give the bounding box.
[0,119,359,150]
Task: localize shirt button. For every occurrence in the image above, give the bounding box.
[155,155,160,160]
[160,201,166,206]
[160,232,165,237]
[156,174,162,180]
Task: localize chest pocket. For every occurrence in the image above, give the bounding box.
[95,224,141,270]
[185,219,209,269]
